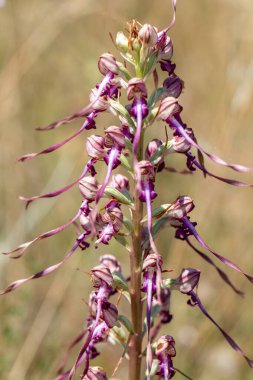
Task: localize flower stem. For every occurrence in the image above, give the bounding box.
[129,132,144,380]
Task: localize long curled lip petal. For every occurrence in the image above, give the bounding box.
[1,209,82,259]
[169,116,253,173]
[186,238,244,296]
[36,106,94,131]
[18,118,93,162]
[19,159,95,208]
[36,73,112,132]
[68,301,103,380]
[188,291,253,369]
[182,217,253,284]
[158,0,177,35]
[96,147,119,203]
[57,330,87,375]
[0,239,80,295]
[187,153,253,188]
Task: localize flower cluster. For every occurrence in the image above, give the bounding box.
[1,4,253,379]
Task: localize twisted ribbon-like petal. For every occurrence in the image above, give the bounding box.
[20,159,96,208]
[1,209,82,259]
[169,116,253,173]
[182,217,253,284]
[0,238,81,295]
[188,291,253,369]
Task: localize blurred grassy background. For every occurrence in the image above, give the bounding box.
[0,0,253,379]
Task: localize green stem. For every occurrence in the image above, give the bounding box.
[129,132,144,380]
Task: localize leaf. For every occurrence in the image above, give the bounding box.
[114,235,130,251]
[142,204,171,222]
[109,100,135,127]
[118,315,134,333]
[113,272,129,292]
[148,87,166,108]
[104,186,133,205]
[119,154,133,173]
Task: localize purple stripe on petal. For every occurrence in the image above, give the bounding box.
[186,238,244,296]
[96,147,119,203]
[0,239,80,295]
[169,116,253,173]
[145,183,159,255]
[145,183,162,303]
[1,209,82,259]
[133,99,146,194]
[19,159,95,208]
[182,217,253,284]
[188,291,253,369]
[133,99,144,154]
[146,271,154,379]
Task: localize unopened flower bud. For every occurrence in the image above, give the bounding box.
[89,89,108,112]
[137,160,155,181]
[83,366,108,380]
[138,24,158,47]
[101,204,123,233]
[79,214,92,232]
[158,36,173,61]
[163,75,184,98]
[91,265,113,288]
[86,135,107,159]
[155,335,176,357]
[172,129,194,153]
[116,31,129,52]
[79,176,99,201]
[102,301,118,328]
[158,97,181,121]
[110,174,129,191]
[167,196,194,220]
[143,253,163,272]
[145,139,165,170]
[127,78,148,100]
[100,254,121,273]
[98,53,119,75]
[146,139,163,159]
[104,126,125,148]
[88,291,97,317]
[176,268,200,294]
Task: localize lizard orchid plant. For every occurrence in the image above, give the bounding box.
[1,1,253,379]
